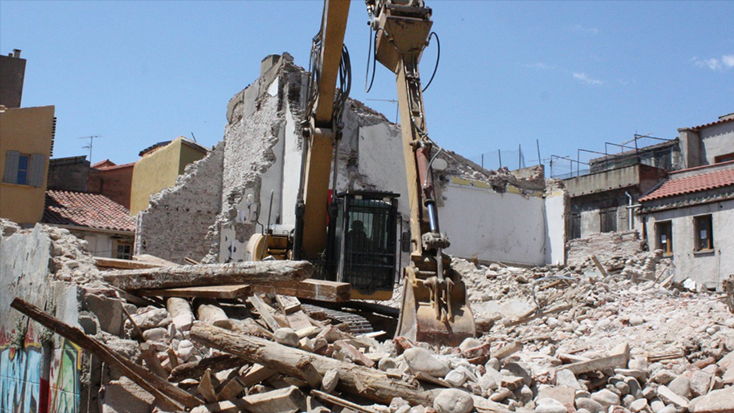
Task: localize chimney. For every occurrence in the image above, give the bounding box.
[12,49,21,58]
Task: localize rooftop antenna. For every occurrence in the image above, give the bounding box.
[366,98,399,123]
[79,135,101,164]
[190,132,197,143]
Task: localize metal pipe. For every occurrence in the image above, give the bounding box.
[625,191,633,231]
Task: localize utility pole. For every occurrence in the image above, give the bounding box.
[79,135,101,164]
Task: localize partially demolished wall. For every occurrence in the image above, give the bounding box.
[134,142,224,264]
[0,220,104,413]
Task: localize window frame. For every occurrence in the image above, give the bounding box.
[655,221,673,256]
[600,207,617,233]
[693,214,714,252]
[115,241,133,260]
[16,154,31,185]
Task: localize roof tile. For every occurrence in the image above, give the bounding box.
[43,190,135,232]
[640,167,734,202]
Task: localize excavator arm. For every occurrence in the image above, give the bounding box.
[293,1,352,261]
[367,0,475,345]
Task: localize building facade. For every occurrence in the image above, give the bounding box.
[129,137,208,215]
[0,105,55,225]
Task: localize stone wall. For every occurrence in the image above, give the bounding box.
[135,141,224,264]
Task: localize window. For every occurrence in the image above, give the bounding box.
[694,215,714,251]
[567,213,581,240]
[714,153,734,164]
[16,155,30,185]
[600,208,617,233]
[3,151,46,187]
[116,242,133,260]
[656,221,673,255]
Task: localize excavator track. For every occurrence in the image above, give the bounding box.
[301,304,374,334]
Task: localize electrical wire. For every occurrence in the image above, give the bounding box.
[365,27,385,94]
[422,32,441,92]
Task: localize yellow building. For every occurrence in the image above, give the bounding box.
[0,105,55,225]
[129,137,208,215]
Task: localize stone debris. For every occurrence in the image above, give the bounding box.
[5,219,734,413]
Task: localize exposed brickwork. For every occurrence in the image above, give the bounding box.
[134,142,224,264]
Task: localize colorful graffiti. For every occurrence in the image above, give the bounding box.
[48,339,80,413]
[0,323,80,413]
[0,323,44,413]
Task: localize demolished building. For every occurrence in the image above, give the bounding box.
[135,54,567,267]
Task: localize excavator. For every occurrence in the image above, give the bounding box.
[247,0,475,346]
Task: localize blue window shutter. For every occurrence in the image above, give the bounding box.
[29,153,47,187]
[3,150,20,183]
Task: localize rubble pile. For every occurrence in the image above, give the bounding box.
[4,222,734,413]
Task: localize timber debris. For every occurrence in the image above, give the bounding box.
[6,222,734,412]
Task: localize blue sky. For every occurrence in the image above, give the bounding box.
[2,1,732,177]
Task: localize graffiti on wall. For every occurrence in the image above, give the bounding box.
[48,339,81,413]
[0,323,44,413]
[0,322,81,413]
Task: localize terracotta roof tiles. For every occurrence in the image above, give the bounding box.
[43,190,135,232]
[640,167,734,202]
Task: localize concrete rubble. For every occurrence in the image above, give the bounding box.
[4,219,734,413]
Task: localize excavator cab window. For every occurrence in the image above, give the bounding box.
[314,191,399,297]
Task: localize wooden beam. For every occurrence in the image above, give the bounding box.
[103,261,314,291]
[138,284,251,299]
[133,254,179,267]
[95,256,165,270]
[251,279,351,302]
[10,298,203,409]
[189,322,438,405]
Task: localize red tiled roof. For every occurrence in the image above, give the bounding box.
[43,190,135,232]
[689,115,734,131]
[640,167,734,202]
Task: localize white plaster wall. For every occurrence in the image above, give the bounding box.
[439,184,546,266]
[700,122,734,164]
[544,191,566,265]
[646,199,734,291]
[83,233,114,258]
[280,103,304,228]
[356,122,411,218]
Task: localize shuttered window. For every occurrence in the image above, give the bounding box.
[29,153,46,187]
[3,151,46,187]
[3,150,20,183]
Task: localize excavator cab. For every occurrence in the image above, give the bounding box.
[315,191,400,300]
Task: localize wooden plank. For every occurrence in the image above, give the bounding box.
[276,295,302,314]
[286,310,313,331]
[560,343,630,375]
[10,298,203,409]
[251,278,351,302]
[198,369,218,404]
[138,284,251,299]
[103,261,314,291]
[590,254,609,278]
[248,295,282,332]
[95,256,165,270]
[311,389,381,413]
[133,254,179,267]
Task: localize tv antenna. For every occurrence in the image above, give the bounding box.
[366,98,399,123]
[79,135,101,164]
